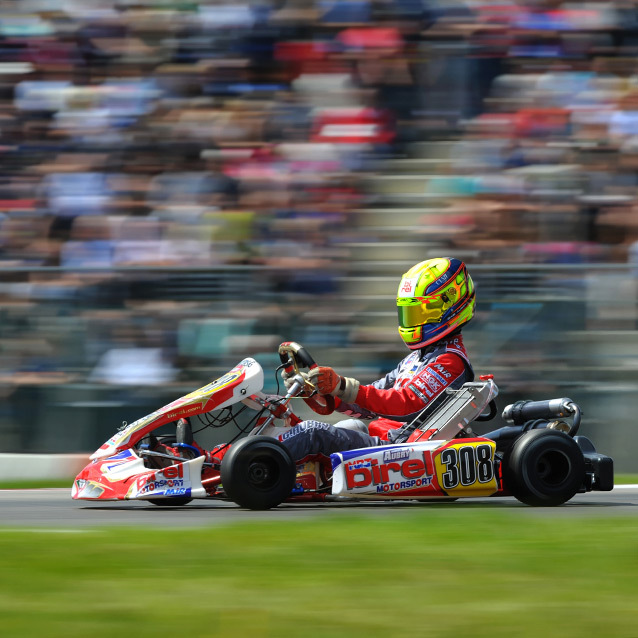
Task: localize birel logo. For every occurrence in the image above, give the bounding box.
[345,452,433,493]
[401,280,413,294]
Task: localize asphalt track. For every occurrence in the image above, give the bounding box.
[0,487,636,529]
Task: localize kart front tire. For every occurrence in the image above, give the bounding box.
[221,436,296,510]
[504,429,584,506]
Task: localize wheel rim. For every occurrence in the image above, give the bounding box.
[247,455,279,491]
[535,449,571,487]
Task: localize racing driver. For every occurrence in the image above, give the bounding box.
[275,256,477,462]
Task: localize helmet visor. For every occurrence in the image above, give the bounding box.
[397,296,449,328]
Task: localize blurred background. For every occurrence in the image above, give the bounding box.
[1,0,637,470]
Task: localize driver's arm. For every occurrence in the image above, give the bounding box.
[310,352,468,419]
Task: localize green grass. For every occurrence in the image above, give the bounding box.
[0,479,72,490]
[0,511,637,638]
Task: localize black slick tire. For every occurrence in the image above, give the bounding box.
[504,429,584,506]
[220,436,296,510]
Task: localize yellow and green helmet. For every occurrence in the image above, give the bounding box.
[397,257,475,349]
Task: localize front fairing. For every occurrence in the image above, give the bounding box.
[91,358,264,460]
[72,448,207,501]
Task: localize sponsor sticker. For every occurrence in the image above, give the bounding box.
[398,277,418,297]
[136,464,185,494]
[344,451,434,492]
[408,383,431,401]
[383,448,410,462]
[424,374,442,392]
[424,367,447,386]
[433,273,449,287]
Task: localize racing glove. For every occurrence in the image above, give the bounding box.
[308,366,360,404]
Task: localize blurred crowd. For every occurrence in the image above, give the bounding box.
[3,0,638,452]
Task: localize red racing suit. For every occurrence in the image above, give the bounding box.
[336,334,474,440]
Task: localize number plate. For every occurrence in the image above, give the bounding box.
[433,440,497,497]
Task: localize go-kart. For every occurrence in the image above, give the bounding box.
[72,342,614,509]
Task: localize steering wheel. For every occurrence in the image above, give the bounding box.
[278,342,336,415]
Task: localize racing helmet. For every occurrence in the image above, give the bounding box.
[397,257,475,350]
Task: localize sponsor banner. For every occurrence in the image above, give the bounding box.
[332,439,498,498]
[332,444,440,496]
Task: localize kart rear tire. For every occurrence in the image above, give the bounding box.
[221,436,296,510]
[504,429,584,506]
[147,497,193,507]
